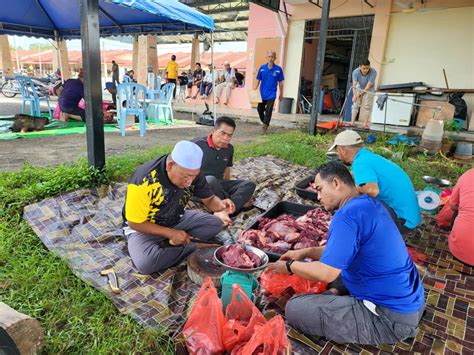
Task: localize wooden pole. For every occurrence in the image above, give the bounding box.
[309,0,331,135]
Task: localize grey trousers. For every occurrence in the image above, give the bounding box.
[286,293,424,345]
[205,176,256,212]
[126,210,223,274]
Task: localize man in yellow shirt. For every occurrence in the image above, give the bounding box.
[166,54,178,99]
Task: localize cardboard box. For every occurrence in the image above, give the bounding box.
[322,74,338,90]
[416,100,455,128]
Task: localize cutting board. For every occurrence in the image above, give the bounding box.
[416,100,455,128]
[187,248,226,287]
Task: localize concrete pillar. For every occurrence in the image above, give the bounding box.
[0,35,14,77]
[132,36,138,73]
[190,34,200,69]
[136,34,158,85]
[369,0,392,87]
[53,40,71,80]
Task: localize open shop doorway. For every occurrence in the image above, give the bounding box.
[299,15,374,119]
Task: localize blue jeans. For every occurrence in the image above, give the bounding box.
[200,82,213,96]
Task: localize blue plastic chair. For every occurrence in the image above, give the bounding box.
[149,83,175,125]
[15,75,52,117]
[116,83,147,137]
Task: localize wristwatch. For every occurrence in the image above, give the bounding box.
[286,259,295,275]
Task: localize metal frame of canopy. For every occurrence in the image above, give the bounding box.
[0,0,215,169]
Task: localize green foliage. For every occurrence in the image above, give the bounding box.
[444,119,461,133]
[0,130,469,353]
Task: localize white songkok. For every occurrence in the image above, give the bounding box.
[170,141,203,169]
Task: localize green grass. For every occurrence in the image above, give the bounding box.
[0,130,469,353]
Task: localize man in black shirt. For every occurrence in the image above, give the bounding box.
[194,117,256,222]
[123,140,235,274]
[234,69,244,87]
[191,62,205,99]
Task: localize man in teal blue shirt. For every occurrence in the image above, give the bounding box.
[328,130,421,234]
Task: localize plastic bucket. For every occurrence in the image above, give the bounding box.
[279,97,293,114]
[422,119,444,142]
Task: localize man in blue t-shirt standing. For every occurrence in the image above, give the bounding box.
[328,130,421,234]
[268,162,424,345]
[254,50,284,134]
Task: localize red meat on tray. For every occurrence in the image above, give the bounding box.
[218,244,262,269]
[239,207,331,254]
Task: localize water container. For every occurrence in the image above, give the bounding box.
[421,119,444,153]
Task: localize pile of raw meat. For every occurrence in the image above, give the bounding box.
[217,244,262,269]
[239,208,331,254]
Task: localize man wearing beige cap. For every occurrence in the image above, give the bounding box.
[215,61,236,105]
[122,140,235,274]
[328,130,420,234]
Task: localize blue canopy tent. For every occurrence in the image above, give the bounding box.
[0,0,215,168]
[0,0,214,39]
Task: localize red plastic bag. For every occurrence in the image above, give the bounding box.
[232,315,290,355]
[260,269,327,297]
[223,284,266,352]
[183,278,225,355]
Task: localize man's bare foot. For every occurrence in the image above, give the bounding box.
[214,211,232,226]
[262,124,269,134]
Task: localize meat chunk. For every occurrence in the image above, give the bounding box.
[218,244,262,269]
[239,207,332,254]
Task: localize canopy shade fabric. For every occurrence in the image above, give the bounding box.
[0,0,215,39]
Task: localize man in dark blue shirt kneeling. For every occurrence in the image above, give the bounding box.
[268,162,425,345]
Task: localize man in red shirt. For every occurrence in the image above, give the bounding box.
[448,168,474,265]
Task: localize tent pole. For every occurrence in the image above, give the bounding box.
[80,0,105,169]
[211,32,216,123]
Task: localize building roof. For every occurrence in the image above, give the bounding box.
[11,49,248,71]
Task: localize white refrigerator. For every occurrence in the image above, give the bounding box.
[370,93,415,127]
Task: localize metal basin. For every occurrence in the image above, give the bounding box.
[214,245,269,274]
[422,175,451,187]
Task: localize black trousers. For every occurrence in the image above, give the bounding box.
[257,99,275,126]
[167,78,177,98]
[383,203,412,236]
[60,105,86,121]
[112,74,119,87]
[205,176,256,213]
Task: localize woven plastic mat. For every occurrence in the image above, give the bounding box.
[23,156,473,353]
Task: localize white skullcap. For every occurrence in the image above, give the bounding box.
[170,141,203,169]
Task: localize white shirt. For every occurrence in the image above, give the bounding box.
[204,70,218,83]
[222,68,235,83]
